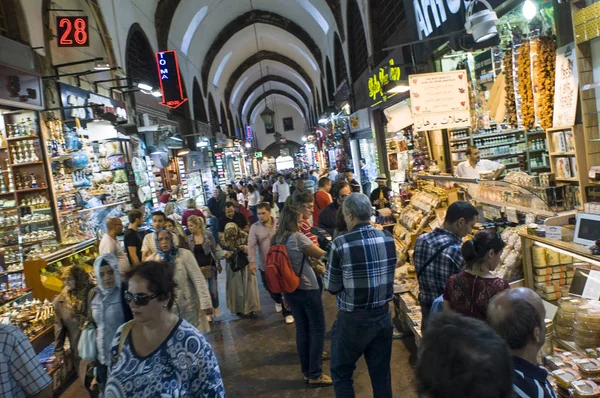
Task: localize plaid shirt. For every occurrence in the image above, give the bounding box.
[325,223,397,311]
[414,228,464,307]
[0,324,51,398]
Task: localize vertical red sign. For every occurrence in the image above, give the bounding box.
[156,50,188,109]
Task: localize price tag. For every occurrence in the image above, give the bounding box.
[505,207,518,223]
[483,205,502,220]
[582,270,600,300]
[546,226,562,240]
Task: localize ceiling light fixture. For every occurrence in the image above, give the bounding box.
[523,0,537,21]
[93,60,111,71]
[465,0,499,43]
[386,81,411,94]
[151,90,163,97]
[137,82,153,91]
[177,148,190,156]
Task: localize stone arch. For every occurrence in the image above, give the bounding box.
[238,75,310,112]
[326,57,335,104]
[347,0,369,83]
[220,102,230,136]
[201,10,323,93]
[224,50,315,109]
[324,0,344,41]
[320,80,327,112]
[192,77,208,123]
[246,90,308,126]
[334,33,348,87]
[155,0,181,50]
[0,0,29,44]
[226,106,236,137]
[125,23,159,89]
[207,93,219,134]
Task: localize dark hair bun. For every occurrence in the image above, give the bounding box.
[461,240,478,264]
[461,229,507,268]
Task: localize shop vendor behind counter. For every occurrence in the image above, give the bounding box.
[455,146,506,180]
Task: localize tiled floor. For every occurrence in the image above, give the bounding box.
[60,276,419,397]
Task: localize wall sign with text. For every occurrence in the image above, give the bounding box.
[56,16,89,47]
[409,70,471,132]
[368,59,403,107]
[155,50,188,109]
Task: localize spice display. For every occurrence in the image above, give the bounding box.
[503,47,517,127]
[518,40,535,130]
[536,36,557,129]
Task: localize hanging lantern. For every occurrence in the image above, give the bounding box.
[260,106,275,130]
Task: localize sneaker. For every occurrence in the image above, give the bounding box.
[275,303,282,313]
[285,315,295,324]
[303,376,309,384]
[214,307,220,317]
[309,374,333,388]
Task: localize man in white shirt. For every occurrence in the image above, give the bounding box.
[99,217,131,274]
[456,145,506,179]
[272,175,290,210]
[141,211,178,261]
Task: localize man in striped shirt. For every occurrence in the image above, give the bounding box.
[488,288,557,398]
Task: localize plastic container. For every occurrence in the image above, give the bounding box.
[572,380,600,398]
[575,359,600,376]
[552,368,581,389]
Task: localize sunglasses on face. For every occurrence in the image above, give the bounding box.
[124,291,159,306]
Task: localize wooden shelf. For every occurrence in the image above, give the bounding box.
[471,129,523,140]
[481,151,524,159]
[6,136,39,142]
[476,139,525,150]
[15,187,47,193]
[549,151,576,156]
[556,177,579,182]
[11,161,43,167]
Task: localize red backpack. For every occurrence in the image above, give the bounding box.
[265,242,304,294]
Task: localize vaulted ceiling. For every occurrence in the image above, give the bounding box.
[147,0,355,137]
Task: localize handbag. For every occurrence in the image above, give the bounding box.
[230,249,249,272]
[78,322,97,361]
[200,265,213,279]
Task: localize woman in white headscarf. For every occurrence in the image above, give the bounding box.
[89,253,132,393]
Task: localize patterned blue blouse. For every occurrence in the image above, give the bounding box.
[105,318,226,397]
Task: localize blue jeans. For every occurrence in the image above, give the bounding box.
[284,289,325,379]
[207,271,219,309]
[249,205,258,223]
[330,306,393,398]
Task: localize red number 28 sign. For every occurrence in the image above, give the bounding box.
[57,16,89,47]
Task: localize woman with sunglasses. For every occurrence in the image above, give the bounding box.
[221,222,261,318]
[271,207,332,387]
[105,261,226,397]
[147,229,213,333]
[88,254,133,393]
[443,229,509,320]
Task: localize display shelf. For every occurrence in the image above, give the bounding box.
[0,192,15,196]
[6,136,39,142]
[77,200,127,213]
[556,177,579,182]
[449,137,470,142]
[15,187,47,193]
[471,129,524,140]
[10,161,43,167]
[0,289,32,308]
[481,151,524,159]
[20,219,53,226]
[470,196,572,217]
[549,151,576,156]
[477,139,525,150]
[0,269,24,277]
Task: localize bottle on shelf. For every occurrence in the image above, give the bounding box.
[30,173,37,189]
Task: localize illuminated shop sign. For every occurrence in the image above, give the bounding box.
[368,59,402,107]
[246,126,253,142]
[410,0,503,40]
[155,50,188,109]
[57,16,89,47]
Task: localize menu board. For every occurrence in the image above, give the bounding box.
[553,43,578,128]
[409,70,471,132]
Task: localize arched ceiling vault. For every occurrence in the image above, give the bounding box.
[201,9,322,94]
[250,96,307,129]
[224,50,315,110]
[247,90,308,125]
[241,81,309,122]
[238,76,310,115]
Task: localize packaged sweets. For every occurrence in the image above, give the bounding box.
[544,355,566,370]
[575,358,600,376]
[533,246,547,267]
[552,368,581,389]
[571,380,600,398]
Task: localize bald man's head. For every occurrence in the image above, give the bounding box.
[488,288,546,351]
[106,217,124,233]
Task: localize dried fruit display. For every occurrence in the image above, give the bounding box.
[518,41,535,130]
[503,48,517,127]
[537,36,557,130]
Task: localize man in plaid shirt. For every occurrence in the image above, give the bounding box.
[325,193,397,398]
[414,200,479,331]
[0,323,52,397]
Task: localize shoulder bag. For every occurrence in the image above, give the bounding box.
[230,248,249,272]
[78,288,97,361]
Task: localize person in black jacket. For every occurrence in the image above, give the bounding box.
[370,174,392,208]
[318,181,351,237]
